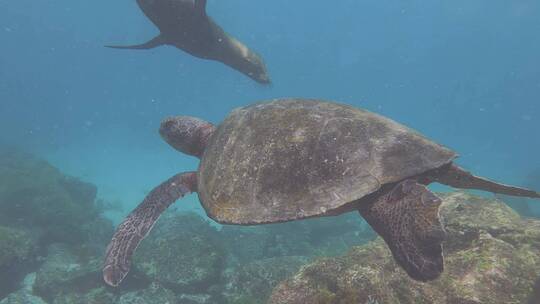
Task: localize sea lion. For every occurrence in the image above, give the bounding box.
[107,0,270,84]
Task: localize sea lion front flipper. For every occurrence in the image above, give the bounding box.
[105,34,166,50]
[195,0,207,15]
[359,179,446,282]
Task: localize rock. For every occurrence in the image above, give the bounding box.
[224,256,309,304]
[263,222,315,258]
[51,287,117,304]
[79,216,114,257]
[0,289,47,304]
[34,244,103,302]
[0,225,37,271]
[134,211,226,293]
[0,148,101,245]
[499,168,540,218]
[0,273,47,304]
[57,176,97,210]
[0,149,113,301]
[119,283,176,304]
[269,192,540,304]
[220,226,272,264]
[221,213,374,265]
[177,293,213,304]
[221,222,316,265]
[0,226,38,299]
[300,214,375,257]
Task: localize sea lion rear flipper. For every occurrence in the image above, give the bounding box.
[105,34,166,50]
[359,179,446,282]
[195,0,207,15]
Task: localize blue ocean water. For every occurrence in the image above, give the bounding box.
[2,0,539,220]
[1,0,540,302]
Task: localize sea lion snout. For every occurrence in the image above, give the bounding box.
[250,71,271,84]
[239,53,271,84]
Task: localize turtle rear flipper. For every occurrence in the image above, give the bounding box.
[359,180,446,282]
[103,171,197,287]
[435,164,540,199]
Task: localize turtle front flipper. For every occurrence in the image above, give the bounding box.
[103,172,197,287]
[359,179,446,282]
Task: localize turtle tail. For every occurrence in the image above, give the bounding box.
[434,164,540,199]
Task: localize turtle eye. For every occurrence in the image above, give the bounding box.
[159,117,183,144]
[161,119,175,131]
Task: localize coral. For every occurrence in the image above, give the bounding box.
[269,192,540,304]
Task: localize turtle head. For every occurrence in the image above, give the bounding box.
[159,116,215,158]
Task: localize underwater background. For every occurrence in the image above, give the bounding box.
[1,0,540,303]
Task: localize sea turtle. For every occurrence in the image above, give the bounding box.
[103,98,540,286]
[106,0,270,84]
